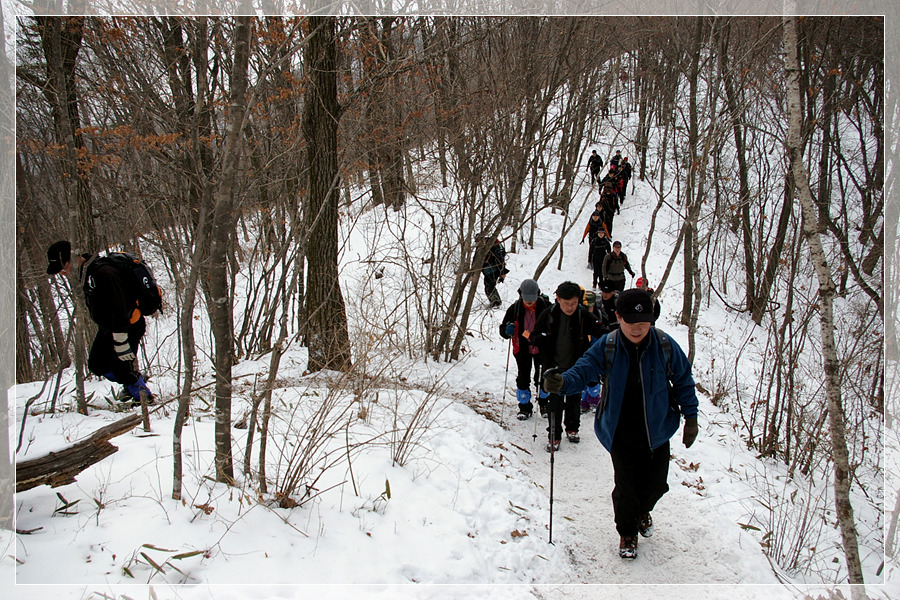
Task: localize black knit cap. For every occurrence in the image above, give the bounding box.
[615,288,654,324]
[46,240,71,274]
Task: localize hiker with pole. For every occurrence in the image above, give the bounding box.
[543,288,699,559]
[499,279,551,420]
[533,281,601,451]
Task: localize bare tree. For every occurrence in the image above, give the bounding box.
[784,13,867,595]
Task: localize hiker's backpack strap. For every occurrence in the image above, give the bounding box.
[595,329,618,420]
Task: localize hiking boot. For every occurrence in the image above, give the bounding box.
[546,439,561,452]
[539,403,548,418]
[618,536,638,559]
[638,513,654,538]
[516,411,532,421]
[566,430,580,443]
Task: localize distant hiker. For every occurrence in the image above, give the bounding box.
[599,96,610,117]
[46,240,161,406]
[635,276,661,323]
[621,157,633,186]
[590,229,612,289]
[610,150,622,169]
[597,281,620,333]
[587,150,604,187]
[615,163,628,206]
[500,279,552,420]
[542,288,699,559]
[598,185,618,235]
[534,281,602,451]
[481,238,508,308]
[581,210,605,268]
[601,241,635,292]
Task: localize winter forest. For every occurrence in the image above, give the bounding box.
[6,11,895,600]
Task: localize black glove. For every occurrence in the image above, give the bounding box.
[112,331,136,362]
[683,417,698,448]
[543,368,564,394]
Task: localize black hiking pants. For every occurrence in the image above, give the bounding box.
[546,392,581,441]
[87,318,145,386]
[609,439,670,537]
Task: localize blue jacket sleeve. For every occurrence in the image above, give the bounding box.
[665,335,699,419]
[559,333,609,395]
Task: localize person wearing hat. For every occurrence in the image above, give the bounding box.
[590,229,612,289]
[500,279,552,420]
[533,281,602,450]
[46,240,155,406]
[542,288,699,559]
[596,281,620,332]
[586,149,604,187]
[602,241,635,292]
[481,238,509,308]
[580,210,606,269]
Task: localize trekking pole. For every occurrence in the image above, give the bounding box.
[533,365,543,442]
[549,407,556,545]
[500,337,511,427]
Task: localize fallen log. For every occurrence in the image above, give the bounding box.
[16,413,142,493]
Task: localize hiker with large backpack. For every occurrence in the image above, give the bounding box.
[499,279,552,420]
[543,288,699,560]
[533,281,602,451]
[601,241,635,292]
[481,238,508,308]
[47,241,162,406]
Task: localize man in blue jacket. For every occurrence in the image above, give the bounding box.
[543,288,699,559]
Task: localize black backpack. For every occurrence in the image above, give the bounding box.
[99,252,164,316]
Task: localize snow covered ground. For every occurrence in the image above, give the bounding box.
[6,144,895,600]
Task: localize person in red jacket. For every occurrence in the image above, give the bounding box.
[500,279,552,420]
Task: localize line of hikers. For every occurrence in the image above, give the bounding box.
[499,277,696,560]
[493,150,697,560]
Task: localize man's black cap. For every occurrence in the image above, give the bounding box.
[46,240,71,275]
[615,288,654,324]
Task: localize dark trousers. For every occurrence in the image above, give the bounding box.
[608,277,626,292]
[87,319,145,386]
[484,272,501,305]
[610,439,670,537]
[592,261,605,287]
[546,392,581,441]
[514,351,540,391]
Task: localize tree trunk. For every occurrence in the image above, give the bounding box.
[303,16,352,372]
[784,13,867,595]
[208,16,253,484]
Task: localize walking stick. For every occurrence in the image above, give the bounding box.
[549,407,556,545]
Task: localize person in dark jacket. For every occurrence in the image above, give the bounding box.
[597,281,620,332]
[602,241,635,291]
[481,238,508,308]
[587,150,604,187]
[590,229,612,289]
[543,288,699,559]
[500,279,552,420]
[581,210,605,268]
[47,240,154,405]
[533,281,602,450]
[597,187,617,235]
[610,150,622,169]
